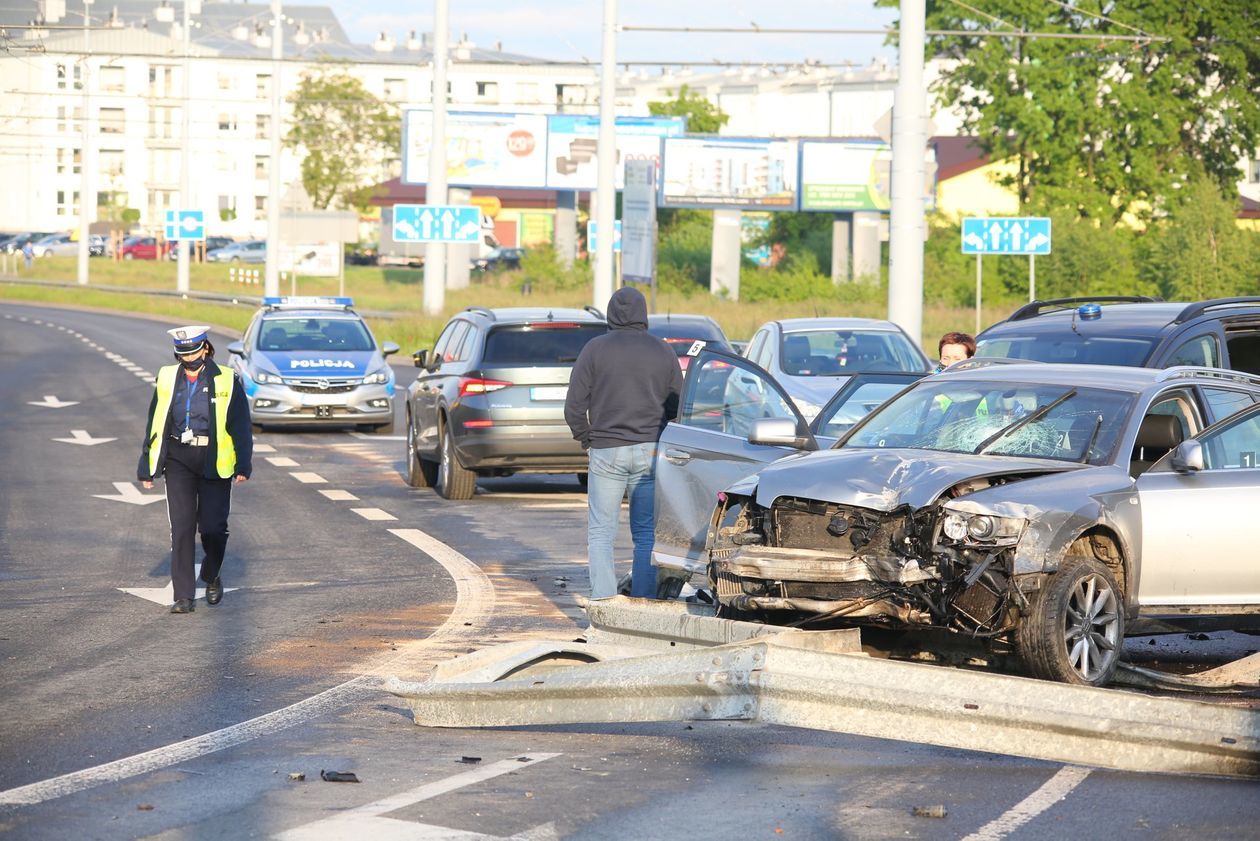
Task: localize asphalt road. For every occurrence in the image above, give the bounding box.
[0,301,1256,839]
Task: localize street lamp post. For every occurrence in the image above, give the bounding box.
[77,0,93,285]
[887,0,927,346]
[592,0,617,308]
[176,0,192,292]
[263,0,283,297]
[422,0,449,316]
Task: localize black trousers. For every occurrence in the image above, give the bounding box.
[164,439,232,600]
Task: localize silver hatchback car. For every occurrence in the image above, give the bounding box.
[654,350,1260,685]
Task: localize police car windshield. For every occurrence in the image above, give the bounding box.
[259,317,373,352]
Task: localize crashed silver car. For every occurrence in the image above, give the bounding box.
[654,350,1260,685]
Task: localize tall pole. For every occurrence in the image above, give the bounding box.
[887,0,926,346]
[592,0,617,308]
[423,0,449,316]
[263,0,283,297]
[76,0,93,285]
[175,0,192,293]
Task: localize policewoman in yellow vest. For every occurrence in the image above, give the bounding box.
[138,326,253,614]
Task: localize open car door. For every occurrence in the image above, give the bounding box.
[653,348,811,579]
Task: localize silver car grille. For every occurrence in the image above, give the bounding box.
[284,378,359,394]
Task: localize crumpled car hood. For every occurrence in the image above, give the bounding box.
[750,448,1082,510]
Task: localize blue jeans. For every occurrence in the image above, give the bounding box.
[586,442,657,599]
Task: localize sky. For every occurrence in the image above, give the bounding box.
[324,0,899,68]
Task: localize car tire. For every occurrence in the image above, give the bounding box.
[435,418,476,500]
[404,412,438,488]
[1017,555,1124,686]
[229,256,240,263]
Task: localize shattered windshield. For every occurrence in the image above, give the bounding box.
[842,380,1135,463]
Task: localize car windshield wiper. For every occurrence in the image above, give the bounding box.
[974,389,1077,455]
[1078,413,1103,464]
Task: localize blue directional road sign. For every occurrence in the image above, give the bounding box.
[164,209,205,241]
[961,217,1051,255]
[586,220,622,253]
[393,204,482,244]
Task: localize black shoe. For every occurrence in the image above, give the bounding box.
[206,577,223,606]
[170,598,194,614]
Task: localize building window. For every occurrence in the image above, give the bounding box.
[99,65,125,93]
[218,113,238,132]
[255,155,269,179]
[218,194,237,213]
[98,190,127,209]
[476,81,499,101]
[56,190,80,216]
[56,63,82,90]
[1250,157,1260,184]
[216,151,237,174]
[255,195,267,216]
[218,72,234,91]
[255,114,268,140]
[147,189,174,221]
[384,78,405,100]
[256,74,271,99]
[148,106,177,140]
[56,148,82,175]
[57,106,82,133]
[149,65,175,97]
[99,108,125,134]
[99,148,125,179]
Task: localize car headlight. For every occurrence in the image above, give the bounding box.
[255,371,283,384]
[940,511,1024,545]
[362,368,390,385]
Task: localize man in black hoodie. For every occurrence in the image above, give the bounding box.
[565,287,683,599]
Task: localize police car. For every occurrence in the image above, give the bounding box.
[227,297,399,432]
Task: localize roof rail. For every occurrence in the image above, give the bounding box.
[464,306,495,320]
[1171,297,1260,325]
[1154,366,1260,388]
[584,305,606,320]
[1006,296,1163,322]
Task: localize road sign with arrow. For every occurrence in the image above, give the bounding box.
[392,204,482,244]
[961,217,1051,255]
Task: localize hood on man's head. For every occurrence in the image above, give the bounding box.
[606,287,648,330]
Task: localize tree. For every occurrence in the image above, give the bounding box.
[881,1,1260,224]
[647,84,729,134]
[284,68,400,211]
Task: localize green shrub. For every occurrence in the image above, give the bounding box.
[514,244,592,293]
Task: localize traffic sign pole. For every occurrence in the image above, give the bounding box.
[1029,255,1036,302]
[975,255,982,336]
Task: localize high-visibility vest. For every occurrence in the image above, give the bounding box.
[146,365,238,478]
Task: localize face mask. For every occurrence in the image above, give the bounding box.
[176,354,204,371]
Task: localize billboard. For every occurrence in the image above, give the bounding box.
[545,115,685,190]
[403,110,548,188]
[799,140,938,212]
[659,137,799,210]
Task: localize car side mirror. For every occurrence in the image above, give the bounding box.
[382,341,400,357]
[748,417,809,449]
[226,340,244,357]
[1170,440,1205,473]
[412,349,429,369]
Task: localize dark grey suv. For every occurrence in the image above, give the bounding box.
[404,306,607,499]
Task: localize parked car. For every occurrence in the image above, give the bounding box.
[346,242,379,266]
[226,296,399,432]
[471,247,526,273]
[655,349,1260,686]
[743,317,931,421]
[207,240,266,263]
[167,235,235,259]
[2,232,54,253]
[647,314,735,372]
[119,235,168,260]
[403,306,608,499]
[976,295,1260,375]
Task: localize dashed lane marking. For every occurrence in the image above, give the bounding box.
[352,508,396,521]
[289,472,326,484]
[959,766,1092,841]
[319,489,358,501]
[253,443,276,453]
[266,456,300,467]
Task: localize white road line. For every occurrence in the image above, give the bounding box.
[266,456,300,467]
[289,472,326,484]
[253,443,276,453]
[959,766,1092,841]
[0,529,495,809]
[319,489,359,501]
[275,754,560,840]
[352,507,396,521]
[347,432,406,441]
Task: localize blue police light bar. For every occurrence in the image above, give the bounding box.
[263,296,354,309]
[1077,303,1103,321]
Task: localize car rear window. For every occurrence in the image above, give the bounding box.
[648,322,732,356]
[482,324,606,365]
[781,329,928,376]
[976,334,1156,366]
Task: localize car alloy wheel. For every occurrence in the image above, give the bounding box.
[1018,555,1124,686]
[435,419,475,500]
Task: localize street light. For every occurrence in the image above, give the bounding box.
[77,0,92,286]
[174,0,195,293]
[263,0,283,297]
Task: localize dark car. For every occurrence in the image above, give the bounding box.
[976,295,1260,375]
[647,313,735,372]
[403,306,608,499]
[347,242,379,266]
[471,247,526,273]
[168,235,234,259]
[3,232,54,253]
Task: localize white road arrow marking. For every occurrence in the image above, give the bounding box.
[93,481,166,506]
[28,395,79,408]
[53,429,116,446]
[118,562,238,606]
[276,754,561,841]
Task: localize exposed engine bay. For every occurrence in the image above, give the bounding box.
[708,473,1042,644]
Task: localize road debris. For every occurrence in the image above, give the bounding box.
[287,772,305,782]
[458,756,482,764]
[319,770,360,783]
[912,805,947,818]
[137,804,154,811]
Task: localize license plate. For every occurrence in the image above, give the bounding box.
[530,386,568,401]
